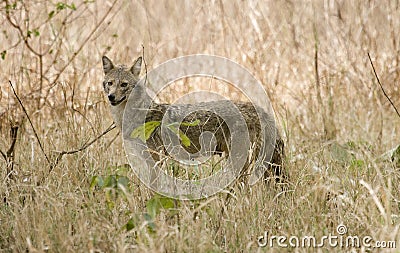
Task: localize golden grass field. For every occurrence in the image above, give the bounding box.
[1,1,400,252]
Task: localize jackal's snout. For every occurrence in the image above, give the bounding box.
[108,94,115,103]
[107,93,126,106]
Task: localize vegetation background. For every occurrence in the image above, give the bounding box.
[1,0,399,252]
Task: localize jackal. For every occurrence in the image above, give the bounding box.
[102,56,285,183]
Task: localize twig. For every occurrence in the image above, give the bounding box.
[2,125,19,204]
[9,80,51,165]
[4,1,42,57]
[6,126,18,158]
[56,124,115,156]
[368,53,400,119]
[47,123,116,174]
[48,0,119,87]
[141,44,148,85]
[0,125,18,176]
[0,150,6,161]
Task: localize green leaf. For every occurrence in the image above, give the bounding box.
[124,218,135,231]
[143,213,156,232]
[115,164,130,175]
[56,2,66,10]
[167,125,191,147]
[146,195,176,219]
[5,3,17,11]
[131,125,146,141]
[130,121,160,142]
[146,197,160,218]
[104,175,117,188]
[158,197,175,210]
[33,29,40,37]
[105,190,115,209]
[179,131,191,147]
[1,50,6,60]
[167,119,200,128]
[131,120,195,146]
[349,159,365,170]
[180,119,200,127]
[55,2,76,11]
[117,176,129,189]
[90,175,103,190]
[48,11,55,19]
[89,176,97,190]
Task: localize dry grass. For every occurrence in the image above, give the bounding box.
[1,1,399,252]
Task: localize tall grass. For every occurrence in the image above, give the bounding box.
[1,1,399,252]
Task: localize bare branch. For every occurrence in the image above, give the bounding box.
[9,80,51,165]
[0,150,6,161]
[141,44,148,85]
[6,126,18,158]
[368,53,400,119]
[4,1,42,56]
[55,123,116,157]
[41,123,116,184]
[48,0,119,87]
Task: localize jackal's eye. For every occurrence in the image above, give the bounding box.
[121,82,128,88]
[103,81,111,89]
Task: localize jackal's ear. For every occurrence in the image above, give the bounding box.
[130,57,142,77]
[102,56,114,75]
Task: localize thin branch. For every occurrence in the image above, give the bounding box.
[4,1,42,56]
[0,150,6,161]
[2,125,19,204]
[6,126,18,158]
[47,123,116,176]
[368,53,400,119]
[35,123,115,186]
[9,80,51,165]
[49,0,119,87]
[141,44,148,84]
[55,124,116,157]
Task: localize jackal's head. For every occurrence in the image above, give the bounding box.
[102,56,142,106]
